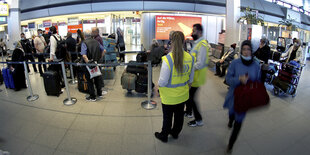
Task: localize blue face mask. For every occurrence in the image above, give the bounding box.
[241,55,252,61]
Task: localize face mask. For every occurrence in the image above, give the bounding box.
[191,34,199,41]
[39,33,42,37]
[294,43,299,47]
[21,38,25,40]
[241,55,252,61]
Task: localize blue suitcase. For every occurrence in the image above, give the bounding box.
[2,68,15,89]
[105,53,117,61]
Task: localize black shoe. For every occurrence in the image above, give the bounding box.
[228,121,233,129]
[214,73,220,76]
[226,145,233,154]
[170,133,178,139]
[219,75,225,77]
[154,132,167,143]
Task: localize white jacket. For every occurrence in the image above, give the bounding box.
[282,45,303,63]
[50,34,61,60]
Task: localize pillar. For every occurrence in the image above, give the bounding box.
[7,0,21,51]
[225,0,240,47]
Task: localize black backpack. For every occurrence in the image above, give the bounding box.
[53,35,69,61]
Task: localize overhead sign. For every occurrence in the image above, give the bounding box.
[0,4,9,16]
[43,20,51,27]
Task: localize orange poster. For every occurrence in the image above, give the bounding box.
[68,24,83,33]
[155,15,202,40]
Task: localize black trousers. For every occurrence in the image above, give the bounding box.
[161,101,185,136]
[185,87,202,121]
[215,61,229,75]
[37,55,47,75]
[25,55,37,72]
[86,70,103,98]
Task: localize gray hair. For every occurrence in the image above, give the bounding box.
[260,37,269,45]
[84,29,92,39]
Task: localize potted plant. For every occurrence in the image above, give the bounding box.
[237,6,264,26]
[278,15,298,31]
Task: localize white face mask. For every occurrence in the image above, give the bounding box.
[294,43,299,47]
[241,55,252,61]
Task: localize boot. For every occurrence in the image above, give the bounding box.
[227,122,242,153]
[228,115,235,129]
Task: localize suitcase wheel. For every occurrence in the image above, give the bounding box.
[273,88,279,96]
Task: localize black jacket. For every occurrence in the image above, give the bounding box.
[20,39,33,53]
[66,36,77,52]
[254,45,271,64]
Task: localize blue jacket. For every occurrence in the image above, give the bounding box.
[223,58,261,111]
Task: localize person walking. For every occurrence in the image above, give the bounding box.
[34,29,47,76]
[224,40,261,153]
[116,27,125,62]
[80,30,106,101]
[154,31,195,143]
[185,24,209,127]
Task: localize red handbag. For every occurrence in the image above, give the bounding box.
[234,81,270,113]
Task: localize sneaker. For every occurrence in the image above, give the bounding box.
[184,113,193,118]
[188,120,204,127]
[102,91,108,95]
[86,96,96,102]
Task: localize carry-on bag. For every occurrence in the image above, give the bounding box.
[272,77,295,94]
[126,61,147,75]
[135,74,148,93]
[2,68,15,89]
[121,72,137,90]
[77,71,89,94]
[102,67,114,80]
[43,71,61,96]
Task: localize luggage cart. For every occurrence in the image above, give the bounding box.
[272,62,304,97]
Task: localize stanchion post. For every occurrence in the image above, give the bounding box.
[141,61,157,110]
[61,61,77,105]
[69,63,77,84]
[23,61,39,102]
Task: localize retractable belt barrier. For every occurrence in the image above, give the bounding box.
[0,60,157,109]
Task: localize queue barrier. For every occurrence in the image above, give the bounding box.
[0,60,157,109]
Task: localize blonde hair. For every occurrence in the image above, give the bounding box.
[171,31,185,73]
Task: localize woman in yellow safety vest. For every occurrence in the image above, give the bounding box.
[154,31,195,143]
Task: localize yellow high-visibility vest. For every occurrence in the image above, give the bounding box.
[159,51,194,105]
[191,39,209,87]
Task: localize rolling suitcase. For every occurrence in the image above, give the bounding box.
[43,71,61,96]
[126,61,147,75]
[2,68,15,89]
[135,74,148,93]
[102,67,114,80]
[121,72,137,91]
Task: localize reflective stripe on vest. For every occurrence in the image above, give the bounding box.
[165,54,194,88]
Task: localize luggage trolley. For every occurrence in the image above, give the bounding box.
[272,61,304,97]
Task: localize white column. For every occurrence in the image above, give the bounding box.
[141,13,155,50]
[7,0,21,51]
[225,0,240,47]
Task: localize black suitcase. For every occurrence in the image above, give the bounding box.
[135,74,148,93]
[126,61,147,75]
[43,71,61,96]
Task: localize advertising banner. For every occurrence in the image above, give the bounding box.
[155,15,202,40]
[68,24,83,33]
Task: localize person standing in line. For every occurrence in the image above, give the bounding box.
[10,41,27,91]
[91,27,103,46]
[224,40,261,153]
[185,24,209,127]
[66,32,77,62]
[34,29,47,76]
[20,33,38,73]
[155,31,195,143]
[116,27,125,62]
[80,30,106,102]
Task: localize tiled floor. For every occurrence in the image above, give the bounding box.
[1,54,310,155]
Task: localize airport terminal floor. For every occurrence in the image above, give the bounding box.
[1,52,310,155]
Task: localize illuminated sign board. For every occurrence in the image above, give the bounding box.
[0,4,9,16]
